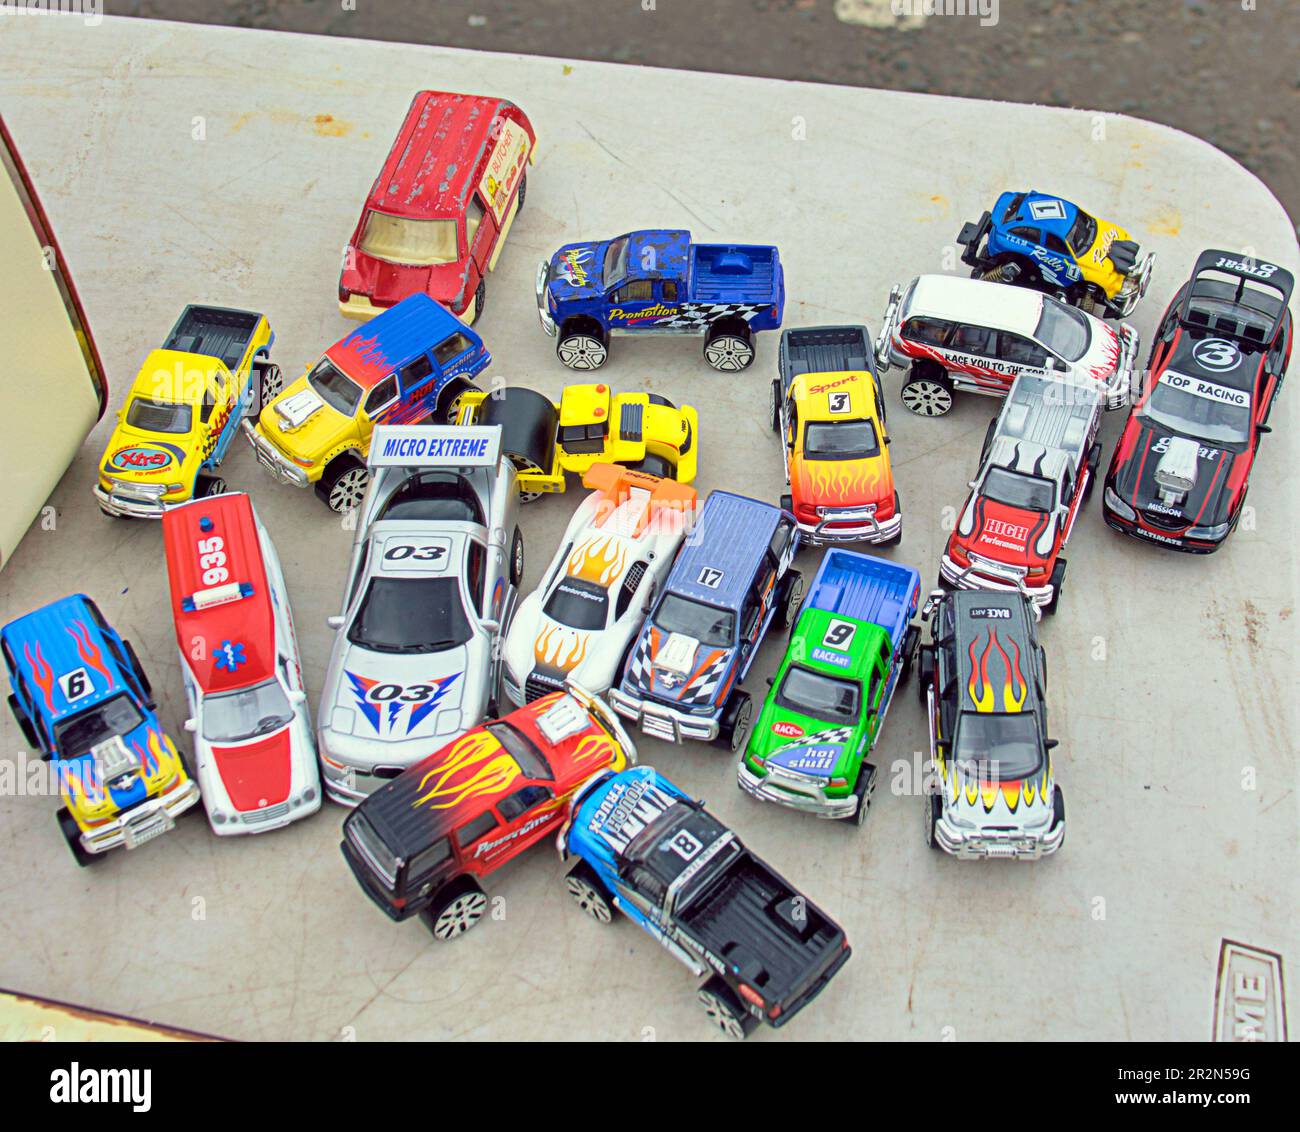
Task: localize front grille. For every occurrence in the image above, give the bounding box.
[525,673,563,703]
[641,713,677,741]
[243,802,290,825]
[1142,508,1189,531]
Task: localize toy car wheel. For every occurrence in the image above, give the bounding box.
[516,172,526,211]
[924,791,943,852]
[1044,558,1067,616]
[901,365,954,416]
[899,624,920,684]
[878,492,904,547]
[255,362,283,410]
[768,379,781,433]
[779,493,794,513]
[509,527,525,586]
[703,324,754,371]
[623,453,675,479]
[1082,443,1103,503]
[557,331,608,370]
[420,877,489,941]
[439,377,480,424]
[196,474,227,499]
[316,457,369,514]
[715,690,753,753]
[57,807,100,868]
[476,386,559,502]
[849,762,877,827]
[469,279,486,325]
[1051,787,1066,844]
[916,644,934,706]
[8,694,38,749]
[698,976,757,1040]
[565,861,615,923]
[774,569,804,629]
[122,639,153,698]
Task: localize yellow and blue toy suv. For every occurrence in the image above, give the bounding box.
[2,595,199,866]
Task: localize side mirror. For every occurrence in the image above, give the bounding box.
[183,718,197,733]
[479,618,501,635]
[766,676,774,687]
[967,480,979,491]
[1045,738,1060,750]
[326,615,345,630]
[289,689,307,706]
[883,434,892,445]
[1258,423,1272,434]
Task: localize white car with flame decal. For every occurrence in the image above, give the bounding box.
[501,464,697,705]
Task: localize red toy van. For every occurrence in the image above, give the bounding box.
[338,91,536,325]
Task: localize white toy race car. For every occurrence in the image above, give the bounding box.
[317,425,523,805]
[501,464,697,705]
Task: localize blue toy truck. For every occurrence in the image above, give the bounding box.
[535,229,785,371]
[608,490,802,750]
[2,595,200,865]
[738,549,921,825]
[559,765,852,1038]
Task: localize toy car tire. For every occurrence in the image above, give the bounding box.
[565,860,616,923]
[773,569,804,630]
[419,877,489,941]
[901,364,954,417]
[698,976,757,1040]
[1082,442,1103,503]
[316,456,369,514]
[439,377,481,424]
[516,172,526,211]
[703,322,754,372]
[899,624,920,684]
[57,807,100,868]
[768,379,781,433]
[255,362,283,410]
[8,694,38,749]
[1044,558,1067,616]
[1051,787,1066,844]
[556,329,609,370]
[196,474,227,499]
[469,279,486,325]
[476,386,559,502]
[849,762,877,827]
[916,644,934,706]
[878,492,904,547]
[715,690,753,754]
[509,526,525,586]
[924,791,943,851]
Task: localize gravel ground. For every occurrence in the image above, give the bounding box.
[102,0,1298,223]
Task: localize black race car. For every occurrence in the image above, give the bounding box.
[1103,250,1293,552]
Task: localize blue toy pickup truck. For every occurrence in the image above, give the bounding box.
[608,490,802,750]
[535,229,785,371]
[2,595,200,865]
[559,765,852,1038]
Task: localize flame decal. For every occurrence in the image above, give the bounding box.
[995,632,1027,711]
[799,457,884,508]
[968,629,1026,713]
[412,731,520,811]
[570,734,618,767]
[24,641,55,711]
[967,636,995,712]
[328,332,392,385]
[565,535,628,587]
[68,620,115,692]
[534,625,590,673]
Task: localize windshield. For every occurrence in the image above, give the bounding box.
[483,721,554,781]
[654,593,735,648]
[202,678,294,743]
[543,577,609,631]
[1067,209,1097,254]
[348,577,472,653]
[306,359,364,417]
[1034,298,1091,362]
[358,210,459,267]
[776,664,860,722]
[953,711,1042,781]
[53,694,144,759]
[981,466,1055,512]
[603,236,630,286]
[803,419,880,461]
[126,398,192,434]
[1139,374,1252,448]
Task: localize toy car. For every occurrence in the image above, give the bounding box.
[244,294,491,512]
[454,382,698,501]
[316,425,523,805]
[340,685,633,939]
[915,588,1064,860]
[558,765,851,1038]
[874,275,1137,416]
[940,372,1105,615]
[501,464,697,705]
[957,190,1155,318]
[95,305,276,517]
[2,595,200,865]
[608,491,803,749]
[1103,250,1294,552]
[162,492,321,833]
[536,229,784,371]
[772,325,901,546]
[339,90,535,325]
[738,549,920,824]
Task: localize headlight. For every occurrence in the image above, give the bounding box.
[1187,521,1231,540]
[1104,487,1135,521]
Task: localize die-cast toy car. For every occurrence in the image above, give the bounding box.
[1103,250,1294,552]
[339,90,535,325]
[341,685,633,939]
[95,305,276,518]
[537,229,784,371]
[874,274,1136,416]
[941,372,1105,615]
[3,595,200,865]
[317,425,522,805]
[501,463,696,705]
[916,588,1064,860]
[162,492,321,833]
[609,491,802,749]
[558,765,851,1038]
[245,294,490,512]
[957,190,1154,318]
[772,325,900,546]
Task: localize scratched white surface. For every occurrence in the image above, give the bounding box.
[0,14,1295,1042]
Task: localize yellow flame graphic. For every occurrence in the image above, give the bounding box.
[566,535,628,587]
[412,731,520,810]
[534,625,590,672]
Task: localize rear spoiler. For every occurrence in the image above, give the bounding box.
[1187,249,1295,309]
[582,461,697,509]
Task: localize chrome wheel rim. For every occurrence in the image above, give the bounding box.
[509,455,545,502]
[902,380,952,416]
[566,875,611,923]
[512,535,525,581]
[259,366,282,406]
[786,576,805,622]
[328,467,369,513]
[705,335,753,371]
[730,699,753,753]
[699,990,746,1039]
[558,335,607,370]
[433,891,487,939]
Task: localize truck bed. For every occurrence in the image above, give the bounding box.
[164,305,261,370]
[806,548,917,643]
[688,244,781,303]
[779,324,873,384]
[680,850,843,1008]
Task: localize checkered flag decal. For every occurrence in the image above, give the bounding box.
[772,726,855,756]
[679,650,731,705]
[651,302,767,330]
[625,633,654,690]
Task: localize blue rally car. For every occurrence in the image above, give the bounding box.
[608,491,802,750]
[558,765,852,1038]
[3,595,200,865]
[535,229,785,371]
